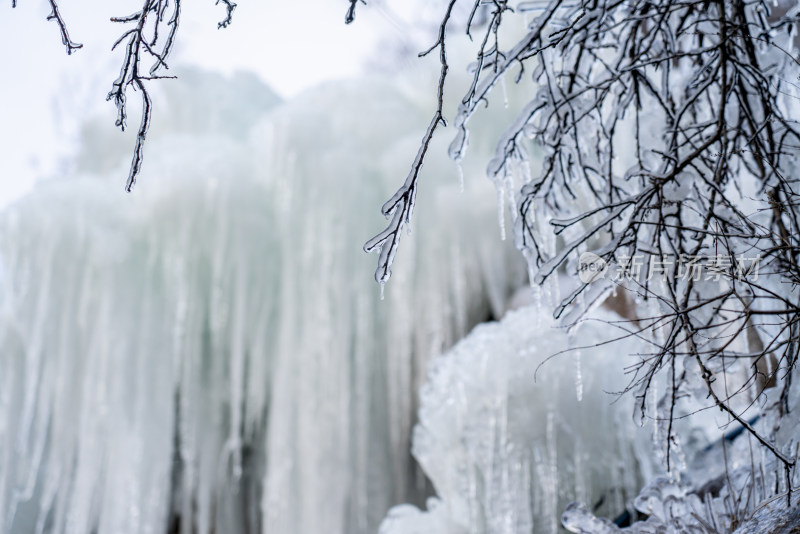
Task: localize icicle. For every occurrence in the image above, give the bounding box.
[651,376,661,461]
[497,184,506,241]
[532,284,543,329]
[500,75,509,109]
[456,162,465,193]
[545,404,558,534]
[574,347,583,403]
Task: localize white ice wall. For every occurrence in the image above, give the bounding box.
[0,69,526,534]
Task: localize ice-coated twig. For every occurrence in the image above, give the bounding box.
[345,0,366,24]
[107,0,182,192]
[216,0,236,29]
[11,0,238,191]
[363,0,458,286]
[46,0,82,54]
[364,0,800,483]
[105,0,238,191]
[365,0,561,288]
[11,0,83,54]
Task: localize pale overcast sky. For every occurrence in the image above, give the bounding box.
[0,1,424,206]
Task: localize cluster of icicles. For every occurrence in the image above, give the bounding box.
[0,67,532,534]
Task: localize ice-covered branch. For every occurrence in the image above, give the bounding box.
[345,0,365,24]
[11,0,83,54]
[13,0,242,191]
[364,0,800,506]
[363,0,458,286]
[216,0,236,29]
[46,0,82,54]
[107,0,181,192]
[106,0,239,192]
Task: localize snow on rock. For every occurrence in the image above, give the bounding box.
[379,304,657,534]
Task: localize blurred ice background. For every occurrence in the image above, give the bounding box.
[0,2,674,534]
[0,0,442,206]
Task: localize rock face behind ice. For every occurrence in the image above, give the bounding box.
[380,304,656,534]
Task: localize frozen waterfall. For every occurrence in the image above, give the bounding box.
[0,63,715,534]
[0,69,527,534]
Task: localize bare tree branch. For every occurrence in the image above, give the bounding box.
[216,0,236,29]
[11,0,83,55]
[362,0,458,286]
[345,0,366,25]
[363,0,800,492]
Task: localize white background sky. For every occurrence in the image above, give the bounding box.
[0,0,425,206]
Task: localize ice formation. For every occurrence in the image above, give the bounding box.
[560,393,800,534]
[0,69,527,534]
[380,294,800,534]
[377,303,658,534]
[4,35,798,534]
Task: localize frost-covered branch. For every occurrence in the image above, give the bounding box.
[363,0,800,504]
[216,0,236,29]
[107,0,181,192]
[362,0,458,287]
[11,0,83,54]
[345,0,365,24]
[106,0,238,192]
[13,0,239,191]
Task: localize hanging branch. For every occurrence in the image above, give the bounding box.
[11,0,83,55]
[362,0,458,286]
[107,0,238,192]
[216,0,236,29]
[12,0,239,191]
[362,0,800,488]
[345,0,366,24]
[107,0,180,192]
